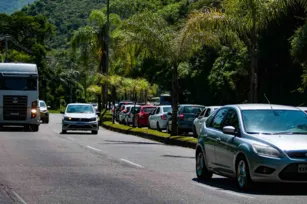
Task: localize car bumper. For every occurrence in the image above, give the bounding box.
[62,120,99,131]
[40,112,49,119]
[249,155,307,183]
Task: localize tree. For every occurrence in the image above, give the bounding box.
[71,8,122,111]
[179,0,297,103]
[121,11,193,135]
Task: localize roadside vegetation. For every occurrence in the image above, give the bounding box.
[1,0,307,132]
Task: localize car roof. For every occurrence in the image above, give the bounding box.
[156,105,172,107]
[0,63,38,74]
[179,104,205,107]
[206,106,222,109]
[226,104,299,110]
[67,103,93,106]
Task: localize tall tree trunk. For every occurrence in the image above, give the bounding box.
[171,63,179,136]
[249,4,258,103]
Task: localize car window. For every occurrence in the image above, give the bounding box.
[182,106,205,114]
[156,107,161,114]
[143,107,155,113]
[204,108,211,117]
[126,107,131,111]
[222,109,239,130]
[40,101,46,108]
[199,109,206,117]
[163,106,172,113]
[66,105,94,113]
[132,107,141,113]
[209,108,228,130]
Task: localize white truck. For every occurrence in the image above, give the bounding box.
[0,63,40,131]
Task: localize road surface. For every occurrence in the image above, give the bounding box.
[0,114,306,203]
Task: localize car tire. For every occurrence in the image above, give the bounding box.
[62,130,67,134]
[43,118,49,124]
[157,122,162,132]
[92,130,98,134]
[196,149,212,180]
[193,125,198,138]
[236,155,253,191]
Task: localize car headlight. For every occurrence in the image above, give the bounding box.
[252,144,281,158]
[64,117,71,121]
[90,117,97,122]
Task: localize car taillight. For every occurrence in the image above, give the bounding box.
[179,114,184,120]
[161,114,167,120]
[31,100,38,118]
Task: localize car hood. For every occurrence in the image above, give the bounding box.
[64,113,96,118]
[40,107,47,111]
[256,134,307,151]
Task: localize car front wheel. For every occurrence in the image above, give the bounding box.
[236,155,253,191]
[196,150,212,180]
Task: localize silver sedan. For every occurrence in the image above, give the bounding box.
[196,104,307,191]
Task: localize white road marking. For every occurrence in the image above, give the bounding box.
[67,137,74,141]
[120,158,144,168]
[12,190,28,204]
[86,145,102,152]
[193,182,254,199]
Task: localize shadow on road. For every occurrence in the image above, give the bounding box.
[60,132,93,135]
[192,177,307,195]
[162,154,194,159]
[101,140,161,145]
[0,126,33,132]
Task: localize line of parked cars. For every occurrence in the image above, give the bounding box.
[112,100,221,137]
[114,100,307,191]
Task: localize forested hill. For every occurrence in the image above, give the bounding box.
[0,0,35,14]
[22,0,106,49]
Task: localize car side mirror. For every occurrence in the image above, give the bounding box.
[47,106,51,109]
[96,111,100,116]
[222,126,237,135]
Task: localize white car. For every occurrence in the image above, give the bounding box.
[124,105,141,125]
[61,103,99,134]
[118,105,134,124]
[148,105,172,131]
[193,106,221,137]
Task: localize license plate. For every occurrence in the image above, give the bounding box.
[187,117,194,121]
[298,164,307,173]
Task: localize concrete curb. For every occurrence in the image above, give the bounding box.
[101,123,196,149]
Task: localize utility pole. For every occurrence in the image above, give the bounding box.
[106,0,110,109]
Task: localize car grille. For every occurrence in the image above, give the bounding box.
[69,125,92,129]
[3,96,27,121]
[286,151,307,159]
[279,163,307,181]
[69,118,95,122]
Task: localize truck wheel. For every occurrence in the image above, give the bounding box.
[30,125,39,132]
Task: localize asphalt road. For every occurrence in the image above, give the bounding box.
[0,114,306,204]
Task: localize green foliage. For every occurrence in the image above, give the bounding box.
[23,0,106,48]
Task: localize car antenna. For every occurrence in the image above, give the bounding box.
[298,103,304,107]
[264,93,273,109]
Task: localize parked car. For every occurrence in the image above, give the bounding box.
[134,105,156,127]
[61,103,99,134]
[124,105,141,125]
[167,104,205,134]
[193,106,221,137]
[39,100,50,124]
[196,104,307,191]
[118,105,134,124]
[115,101,134,122]
[148,105,172,131]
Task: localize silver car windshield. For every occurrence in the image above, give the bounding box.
[242,110,307,134]
[67,105,94,113]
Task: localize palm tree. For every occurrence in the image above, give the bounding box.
[121,11,193,135]
[179,0,307,103]
[71,9,122,111]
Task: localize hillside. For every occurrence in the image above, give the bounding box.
[0,0,36,14]
[23,0,106,49]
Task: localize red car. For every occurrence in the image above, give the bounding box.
[134,105,156,127]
